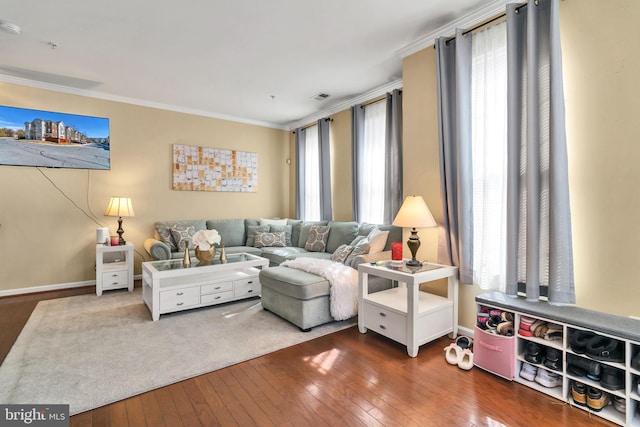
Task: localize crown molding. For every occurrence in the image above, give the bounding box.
[286,78,403,131]
[396,0,511,59]
[0,74,288,130]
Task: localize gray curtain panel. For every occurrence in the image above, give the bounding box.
[351,104,365,222]
[318,118,333,221]
[435,29,474,285]
[294,127,306,220]
[384,89,404,224]
[505,0,575,303]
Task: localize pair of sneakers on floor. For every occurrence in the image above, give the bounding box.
[444,336,474,370]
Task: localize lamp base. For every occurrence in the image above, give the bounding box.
[405,228,422,267]
[405,258,422,267]
[117,217,126,245]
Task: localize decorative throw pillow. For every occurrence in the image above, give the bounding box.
[331,244,354,264]
[170,225,195,251]
[155,224,177,251]
[269,224,293,246]
[345,239,371,267]
[367,228,390,254]
[246,225,270,246]
[254,231,286,248]
[305,225,331,252]
[259,218,288,226]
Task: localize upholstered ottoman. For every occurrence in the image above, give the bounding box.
[260,266,333,331]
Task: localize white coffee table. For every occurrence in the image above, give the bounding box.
[142,253,269,321]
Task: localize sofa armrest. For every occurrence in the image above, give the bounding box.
[144,238,171,260]
[351,250,391,267]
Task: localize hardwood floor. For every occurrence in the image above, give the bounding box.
[1,286,616,427]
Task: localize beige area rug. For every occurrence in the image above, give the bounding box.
[0,289,355,415]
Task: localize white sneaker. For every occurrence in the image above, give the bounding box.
[520,362,537,381]
[535,368,562,388]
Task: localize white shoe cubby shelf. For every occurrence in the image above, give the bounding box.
[475,291,640,427]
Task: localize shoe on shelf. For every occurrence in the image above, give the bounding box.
[613,396,626,413]
[600,365,625,390]
[586,335,625,363]
[458,349,473,370]
[444,343,462,365]
[569,330,596,354]
[631,352,640,371]
[519,316,535,331]
[497,321,514,336]
[567,353,601,381]
[455,336,473,351]
[524,342,544,365]
[571,381,587,406]
[519,362,538,382]
[586,387,611,412]
[543,347,562,371]
[534,368,562,388]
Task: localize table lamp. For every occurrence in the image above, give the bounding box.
[105,196,135,245]
[392,196,437,267]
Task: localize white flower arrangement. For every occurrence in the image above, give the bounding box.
[191,229,221,251]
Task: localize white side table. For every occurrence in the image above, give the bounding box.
[358,261,458,357]
[96,243,134,296]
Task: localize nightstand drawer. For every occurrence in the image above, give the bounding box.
[363,301,406,343]
[234,277,260,297]
[201,290,234,305]
[201,281,233,295]
[160,287,199,311]
[101,271,128,288]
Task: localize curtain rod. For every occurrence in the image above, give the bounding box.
[292,118,333,133]
[438,1,530,47]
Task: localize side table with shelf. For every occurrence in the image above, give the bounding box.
[95,243,134,296]
[358,261,458,357]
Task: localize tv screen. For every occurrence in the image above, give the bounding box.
[0,105,110,170]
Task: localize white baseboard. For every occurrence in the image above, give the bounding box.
[457,325,474,338]
[0,275,142,298]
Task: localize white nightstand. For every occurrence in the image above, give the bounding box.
[96,243,134,296]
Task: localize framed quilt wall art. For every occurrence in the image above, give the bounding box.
[172,144,257,192]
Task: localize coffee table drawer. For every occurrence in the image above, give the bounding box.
[363,301,407,343]
[235,277,260,298]
[201,290,234,305]
[201,281,233,295]
[160,287,199,311]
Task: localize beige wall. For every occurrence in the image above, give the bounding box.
[0,82,289,292]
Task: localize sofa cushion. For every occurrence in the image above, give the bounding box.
[260,266,330,300]
[260,246,308,265]
[359,223,402,251]
[298,221,329,247]
[325,221,359,253]
[269,224,293,246]
[170,224,196,251]
[259,218,288,226]
[287,219,303,248]
[246,225,270,246]
[154,224,177,251]
[305,225,331,252]
[254,231,286,248]
[367,228,390,254]
[206,218,246,247]
[331,244,354,264]
[346,238,371,267]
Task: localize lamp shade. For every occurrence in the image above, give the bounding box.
[105,197,135,217]
[392,196,436,228]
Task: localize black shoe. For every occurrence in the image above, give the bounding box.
[570,330,596,354]
[543,347,562,371]
[600,365,625,390]
[586,336,625,363]
[525,342,543,365]
[567,353,601,381]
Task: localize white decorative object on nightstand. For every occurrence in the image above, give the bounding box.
[96,243,134,296]
[358,261,459,357]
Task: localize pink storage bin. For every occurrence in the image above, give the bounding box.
[473,325,515,380]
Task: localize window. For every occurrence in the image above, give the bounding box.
[359,100,386,224]
[300,124,321,221]
[470,21,508,290]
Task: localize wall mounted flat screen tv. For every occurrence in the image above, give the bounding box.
[0,105,110,170]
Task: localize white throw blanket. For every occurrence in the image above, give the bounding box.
[280,258,358,321]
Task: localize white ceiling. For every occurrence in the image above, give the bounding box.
[0,0,507,129]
